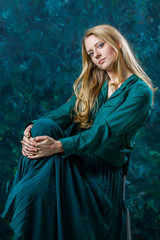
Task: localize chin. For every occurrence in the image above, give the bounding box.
[97,61,112,71]
[104,63,115,72]
[99,65,111,71]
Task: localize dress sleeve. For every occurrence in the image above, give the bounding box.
[60,84,153,156]
[27,94,76,130]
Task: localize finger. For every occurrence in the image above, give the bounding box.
[24,131,31,139]
[22,145,39,154]
[20,137,33,147]
[25,124,33,133]
[23,133,29,139]
[23,134,35,142]
[27,154,42,159]
[26,134,30,139]
[21,140,34,149]
[22,151,34,158]
[21,139,36,148]
[22,149,30,157]
[23,125,33,139]
[21,138,39,147]
[23,149,35,157]
[33,136,48,142]
[22,150,27,157]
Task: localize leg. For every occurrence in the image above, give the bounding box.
[31,118,66,140]
[2,119,65,240]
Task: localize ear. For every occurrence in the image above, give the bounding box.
[116,41,122,49]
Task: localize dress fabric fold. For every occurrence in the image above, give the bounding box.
[2,119,126,240]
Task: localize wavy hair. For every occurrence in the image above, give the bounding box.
[73,24,154,129]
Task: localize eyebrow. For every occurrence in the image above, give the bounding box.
[87,41,100,53]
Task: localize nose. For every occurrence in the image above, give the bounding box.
[94,49,101,58]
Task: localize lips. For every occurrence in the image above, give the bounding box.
[99,58,105,64]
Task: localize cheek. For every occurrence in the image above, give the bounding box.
[92,59,97,65]
[110,48,118,61]
[89,57,97,66]
[107,47,117,59]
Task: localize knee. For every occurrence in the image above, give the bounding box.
[31,118,65,139]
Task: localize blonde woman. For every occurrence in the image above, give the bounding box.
[2,25,153,240]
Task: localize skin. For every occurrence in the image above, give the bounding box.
[22,34,133,159]
[85,35,133,85]
[21,126,63,159]
[85,35,118,72]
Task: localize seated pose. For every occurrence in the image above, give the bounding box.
[2,24,154,240]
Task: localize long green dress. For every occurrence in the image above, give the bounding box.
[1,74,152,240]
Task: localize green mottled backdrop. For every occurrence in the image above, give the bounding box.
[0,0,160,239]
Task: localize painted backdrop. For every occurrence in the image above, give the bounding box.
[0,0,160,239]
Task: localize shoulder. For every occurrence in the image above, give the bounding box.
[127,76,153,101]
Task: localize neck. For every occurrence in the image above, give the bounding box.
[106,54,133,84]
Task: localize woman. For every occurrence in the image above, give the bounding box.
[2,24,154,240]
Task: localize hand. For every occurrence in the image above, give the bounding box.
[24,124,33,139]
[21,135,63,159]
[22,124,34,157]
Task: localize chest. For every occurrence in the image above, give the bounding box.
[95,87,129,122]
[107,84,121,100]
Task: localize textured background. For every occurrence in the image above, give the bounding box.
[0,0,160,239]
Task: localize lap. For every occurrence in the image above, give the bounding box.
[2,119,126,240]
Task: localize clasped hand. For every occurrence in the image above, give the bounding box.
[21,124,58,159]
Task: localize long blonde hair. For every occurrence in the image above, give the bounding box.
[73,24,154,129]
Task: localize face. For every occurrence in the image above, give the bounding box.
[84,34,118,71]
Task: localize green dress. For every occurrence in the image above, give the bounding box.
[1,74,152,240]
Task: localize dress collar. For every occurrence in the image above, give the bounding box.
[100,74,139,102]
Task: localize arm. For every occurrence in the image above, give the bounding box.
[39,94,76,130]
[22,95,76,157]
[59,84,153,156]
[26,94,76,130]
